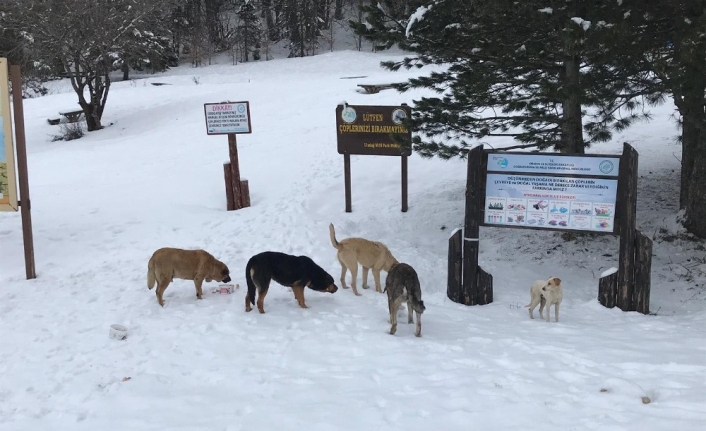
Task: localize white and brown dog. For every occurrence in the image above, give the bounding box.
[526,277,563,322]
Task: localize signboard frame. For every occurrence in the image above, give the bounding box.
[334,103,413,212]
[204,101,252,135]
[335,103,412,156]
[480,151,621,235]
[0,58,18,211]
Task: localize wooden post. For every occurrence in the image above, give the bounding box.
[634,231,653,315]
[228,133,243,210]
[447,228,463,303]
[401,155,408,212]
[598,271,618,309]
[10,65,36,280]
[344,153,352,212]
[461,146,484,305]
[617,143,638,311]
[477,267,493,305]
[223,162,235,211]
[240,179,250,208]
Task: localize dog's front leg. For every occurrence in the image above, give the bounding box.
[292,284,308,309]
[554,302,560,322]
[414,311,422,337]
[545,303,552,322]
[194,277,204,300]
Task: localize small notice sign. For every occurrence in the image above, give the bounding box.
[204,101,252,135]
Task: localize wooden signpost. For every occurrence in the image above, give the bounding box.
[0,59,36,279]
[204,101,252,211]
[448,144,652,314]
[335,103,412,212]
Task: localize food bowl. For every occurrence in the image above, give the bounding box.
[109,324,128,340]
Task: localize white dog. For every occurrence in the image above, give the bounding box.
[526,277,563,322]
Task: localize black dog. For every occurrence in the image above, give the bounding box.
[245,251,338,313]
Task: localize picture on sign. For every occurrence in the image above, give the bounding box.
[482,152,619,234]
[336,104,412,156]
[0,58,18,212]
[204,101,252,135]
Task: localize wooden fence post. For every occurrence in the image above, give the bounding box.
[9,64,36,279]
[617,143,638,311]
[223,163,235,211]
[461,146,494,305]
[634,231,653,315]
[447,229,463,303]
[240,179,250,208]
[598,271,618,309]
[228,133,243,211]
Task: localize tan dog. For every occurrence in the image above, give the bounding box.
[147,247,231,307]
[526,277,563,322]
[329,223,398,296]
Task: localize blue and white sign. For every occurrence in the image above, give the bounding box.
[484,173,618,233]
[487,153,620,177]
[204,101,252,135]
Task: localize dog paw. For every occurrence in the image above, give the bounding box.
[354,292,362,296]
[342,285,350,289]
[362,285,370,289]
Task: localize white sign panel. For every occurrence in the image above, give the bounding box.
[487,153,619,177]
[484,174,618,233]
[204,101,251,135]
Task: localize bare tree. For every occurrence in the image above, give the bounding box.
[2,0,175,131]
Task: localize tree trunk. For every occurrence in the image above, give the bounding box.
[261,0,277,41]
[679,96,706,238]
[81,103,103,131]
[334,0,344,20]
[122,63,129,81]
[560,55,585,154]
[673,0,706,238]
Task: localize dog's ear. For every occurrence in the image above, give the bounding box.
[552,277,562,285]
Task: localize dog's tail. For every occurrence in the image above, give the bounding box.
[147,257,156,290]
[245,257,256,306]
[410,272,426,314]
[329,223,341,250]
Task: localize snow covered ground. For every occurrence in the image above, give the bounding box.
[1,50,704,431]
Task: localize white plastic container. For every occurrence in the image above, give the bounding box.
[109,324,128,340]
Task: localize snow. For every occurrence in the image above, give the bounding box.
[1,49,705,431]
[406,5,430,37]
[571,17,592,31]
[539,7,553,14]
[601,267,619,277]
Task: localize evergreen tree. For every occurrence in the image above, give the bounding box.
[608,0,705,237]
[352,0,654,157]
[237,0,262,61]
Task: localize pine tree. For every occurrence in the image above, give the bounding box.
[352,0,653,157]
[607,0,706,237]
[237,0,262,61]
